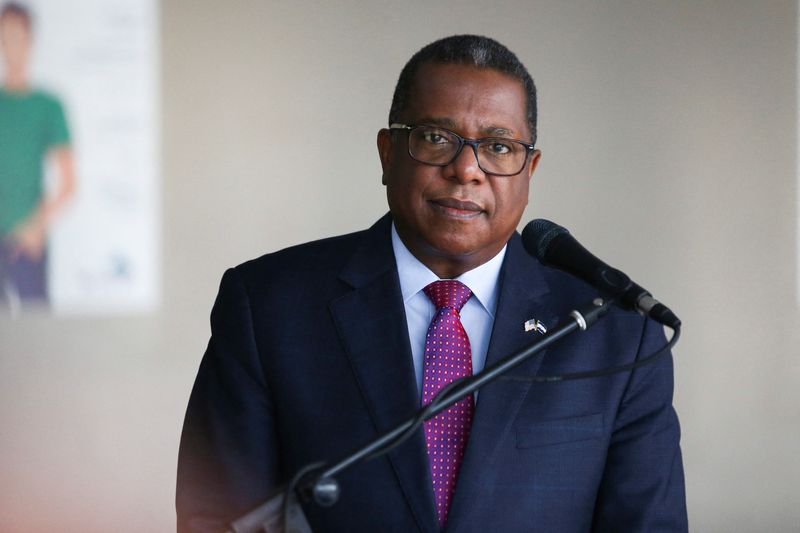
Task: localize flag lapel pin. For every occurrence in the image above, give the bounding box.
[524,318,547,334]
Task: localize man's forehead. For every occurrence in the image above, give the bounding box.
[401,63,529,138]
[0,13,29,29]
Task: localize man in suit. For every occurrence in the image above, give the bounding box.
[177,35,687,532]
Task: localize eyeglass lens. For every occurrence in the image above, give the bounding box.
[407,126,528,175]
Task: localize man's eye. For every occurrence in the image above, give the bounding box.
[421,131,449,144]
[488,142,512,154]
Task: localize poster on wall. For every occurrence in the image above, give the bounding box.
[0,0,158,316]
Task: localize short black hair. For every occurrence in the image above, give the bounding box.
[0,2,32,30]
[388,34,538,145]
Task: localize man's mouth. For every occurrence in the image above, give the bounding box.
[430,198,484,219]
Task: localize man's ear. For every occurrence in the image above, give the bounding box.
[377,129,393,185]
[526,149,542,181]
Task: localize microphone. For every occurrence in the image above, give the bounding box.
[522,219,681,329]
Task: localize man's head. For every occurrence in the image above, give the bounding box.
[0,2,33,78]
[389,35,537,145]
[378,35,541,278]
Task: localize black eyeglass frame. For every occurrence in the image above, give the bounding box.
[388,122,537,177]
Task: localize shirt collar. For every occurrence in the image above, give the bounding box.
[391,223,506,318]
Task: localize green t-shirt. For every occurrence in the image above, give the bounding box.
[0,87,70,235]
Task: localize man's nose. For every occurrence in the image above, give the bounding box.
[444,143,486,184]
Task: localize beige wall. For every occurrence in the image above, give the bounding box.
[1,1,798,531]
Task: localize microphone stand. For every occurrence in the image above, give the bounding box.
[227,296,613,533]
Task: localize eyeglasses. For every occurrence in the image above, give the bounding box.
[389,123,535,177]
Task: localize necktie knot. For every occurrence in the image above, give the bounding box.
[423,280,472,312]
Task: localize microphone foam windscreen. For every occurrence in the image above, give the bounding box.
[521,219,570,260]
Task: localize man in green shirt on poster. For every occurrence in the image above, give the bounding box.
[0,1,76,305]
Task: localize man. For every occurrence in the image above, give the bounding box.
[0,1,76,306]
[177,35,687,532]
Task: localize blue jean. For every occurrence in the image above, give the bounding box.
[0,238,48,301]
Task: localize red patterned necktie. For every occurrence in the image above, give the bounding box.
[422,280,474,529]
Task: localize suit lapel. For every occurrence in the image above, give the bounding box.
[482,233,558,376]
[445,233,559,532]
[328,215,438,533]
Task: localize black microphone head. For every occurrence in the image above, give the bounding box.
[521,219,570,260]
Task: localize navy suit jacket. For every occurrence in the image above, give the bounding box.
[176,214,687,532]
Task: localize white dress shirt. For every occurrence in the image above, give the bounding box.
[391,224,506,399]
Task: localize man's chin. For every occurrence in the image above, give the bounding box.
[423,237,490,263]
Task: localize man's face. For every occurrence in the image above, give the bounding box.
[378,62,541,278]
[0,14,31,73]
